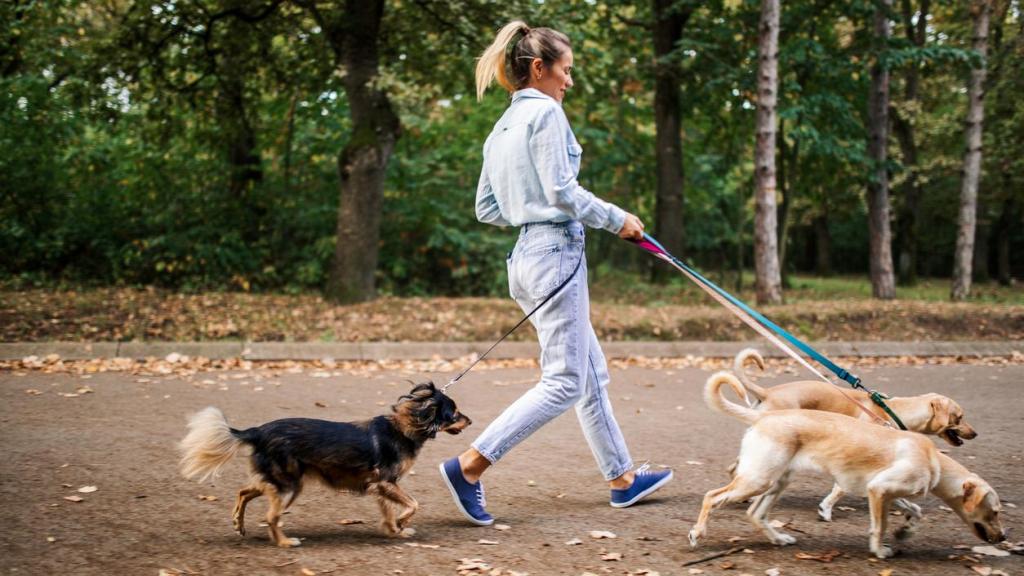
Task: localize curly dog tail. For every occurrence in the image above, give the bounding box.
[733,348,768,407]
[704,371,761,425]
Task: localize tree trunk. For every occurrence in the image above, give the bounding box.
[867,0,896,299]
[951,0,991,301]
[777,119,794,290]
[651,0,692,282]
[995,193,1016,286]
[753,0,783,304]
[813,213,832,276]
[216,13,264,241]
[320,0,401,303]
[894,0,929,285]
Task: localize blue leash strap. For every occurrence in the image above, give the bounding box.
[634,230,860,387]
[631,232,907,431]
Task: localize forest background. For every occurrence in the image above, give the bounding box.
[2,0,1022,343]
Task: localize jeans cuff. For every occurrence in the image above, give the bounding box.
[604,460,634,482]
[470,443,500,465]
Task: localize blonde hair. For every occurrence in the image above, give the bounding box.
[475,21,571,101]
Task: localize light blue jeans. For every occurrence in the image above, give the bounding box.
[471,221,633,481]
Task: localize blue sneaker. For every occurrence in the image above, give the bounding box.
[439,457,494,526]
[609,464,673,508]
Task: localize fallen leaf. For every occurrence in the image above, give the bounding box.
[63,495,83,502]
[46,536,56,543]
[765,569,781,576]
[972,545,1010,557]
[589,530,616,539]
[878,570,893,576]
[76,385,93,394]
[494,524,511,531]
[527,480,536,487]
[197,494,218,501]
[337,519,364,525]
[301,569,316,576]
[77,485,98,493]
[720,561,735,569]
[686,461,703,466]
[971,567,992,576]
[600,552,622,561]
[837,506,856,512]
[24,389,42,395]
[456,558,491,571]
[939,505,953,512]
[794,550,840,563]
[477,539,499,545]
[728,536,744,543]
[565,538,583,545]
[688,570,704,575]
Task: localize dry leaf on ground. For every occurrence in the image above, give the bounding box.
[600,552,622,561]
[589,530,616,539]
[77,485,98,493]
[972,545,1010,557]
[794,550,841,562]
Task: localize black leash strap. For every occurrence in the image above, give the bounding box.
[443,247,585,392]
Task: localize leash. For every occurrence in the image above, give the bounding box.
[442,245,585,393]
[631,233,906,430]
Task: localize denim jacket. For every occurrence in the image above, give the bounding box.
[475,88,627,234]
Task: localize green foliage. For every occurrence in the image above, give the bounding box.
[2,0,1022,295]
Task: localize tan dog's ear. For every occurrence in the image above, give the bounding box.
[962,479,985,513]
[930,396,952,431]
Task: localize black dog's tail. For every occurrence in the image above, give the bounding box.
[179,407,250,482]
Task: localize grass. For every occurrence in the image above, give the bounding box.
[588,268,1024,306]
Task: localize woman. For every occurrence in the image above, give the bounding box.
[439,21,672,525]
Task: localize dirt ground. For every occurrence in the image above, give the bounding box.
[1,360,1022,575]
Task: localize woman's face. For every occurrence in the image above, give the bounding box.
[530,48,574,102]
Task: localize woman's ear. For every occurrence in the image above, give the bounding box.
[531,57,544,79]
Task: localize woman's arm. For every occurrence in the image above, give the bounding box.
[475,166,511,226]
[528,106,626,234]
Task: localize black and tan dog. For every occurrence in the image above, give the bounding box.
[179,382,471,547]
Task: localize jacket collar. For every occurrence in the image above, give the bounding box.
[512,88,557,104]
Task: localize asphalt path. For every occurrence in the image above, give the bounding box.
[1,360,1021,575]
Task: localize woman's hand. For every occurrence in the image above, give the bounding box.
[617,213,646,240]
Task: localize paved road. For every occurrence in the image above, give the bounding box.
[1,360,1021,575]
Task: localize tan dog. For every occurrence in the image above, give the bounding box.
[733,348,978,521]
[689,372,1006,559]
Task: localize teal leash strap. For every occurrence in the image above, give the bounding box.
[633,233,908,431]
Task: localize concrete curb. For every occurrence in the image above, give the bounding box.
[0,341,1020,361]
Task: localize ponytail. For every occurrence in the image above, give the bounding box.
[475,21,572,101]
[476,21,529,101]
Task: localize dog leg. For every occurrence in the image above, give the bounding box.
[689,476,774,548]
[265,486,301,548]
[378,482,419,532]
[867,488,894,559]
[893,498,923,540]
[373,484,404,537]
[232,484,263,536]
[818,483,845,522]
[747,473,796,546]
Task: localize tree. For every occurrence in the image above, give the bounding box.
[951,0,992,300]
[304,0,401,303]
[866,0,897,299]
[754,0,783,304]
[651,0,692,282]
[892,0,929,285]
